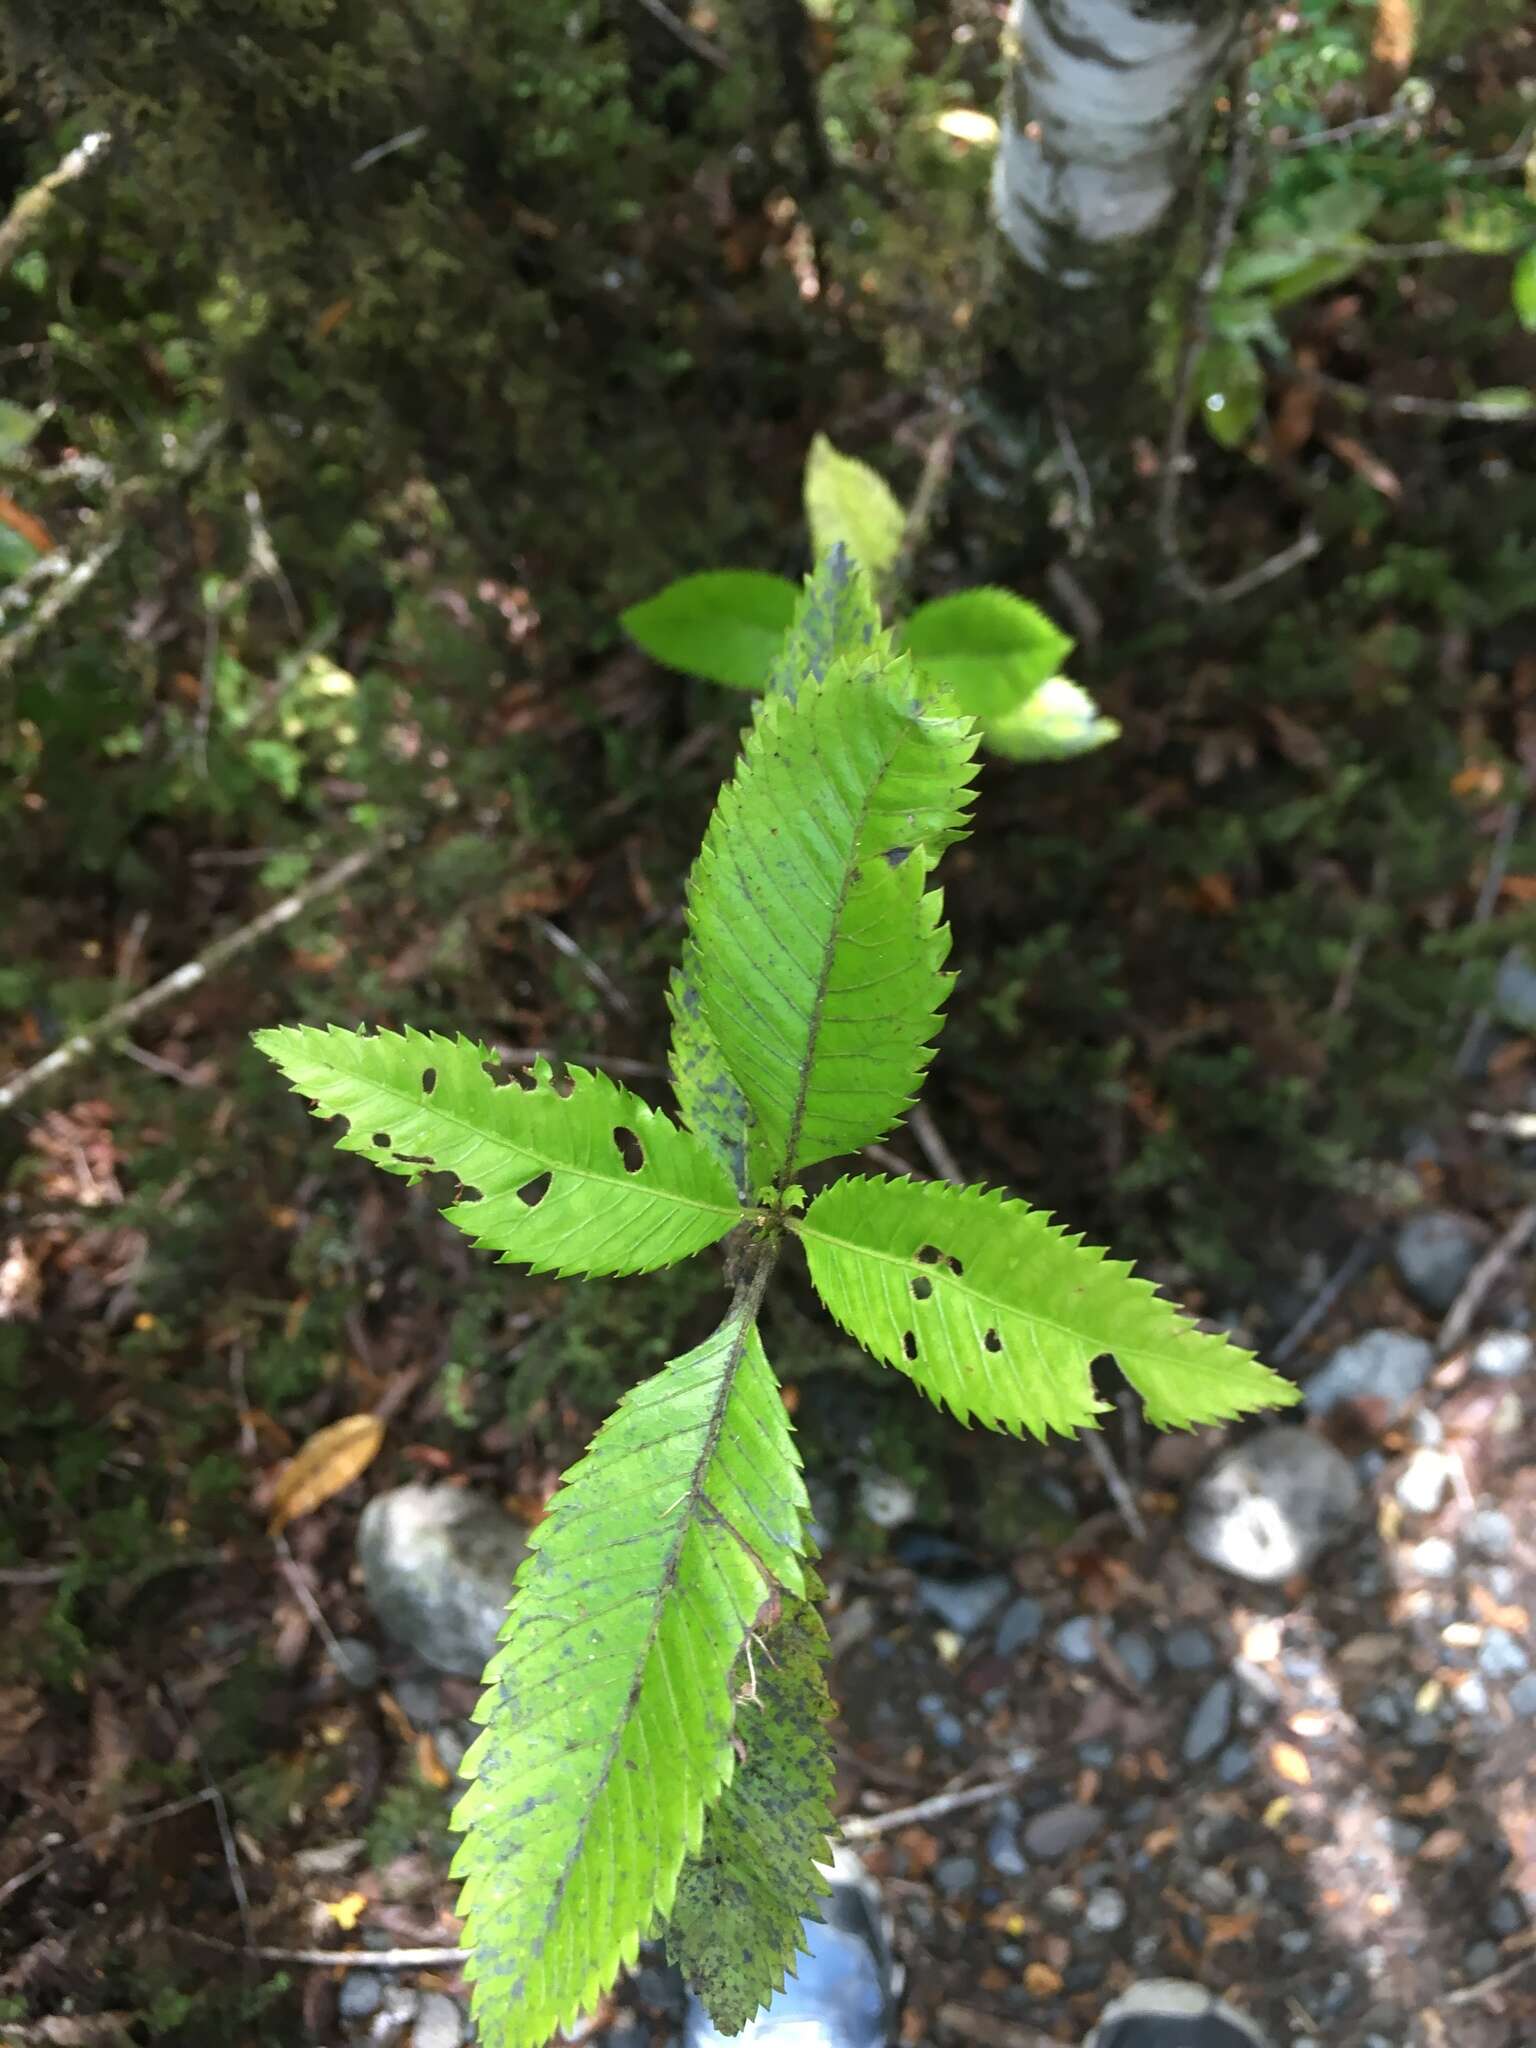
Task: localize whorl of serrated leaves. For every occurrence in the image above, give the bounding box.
[451,1314,810,2048]
[253,1025,739,1278]
[665,1578,836,2034]
[686,658,978,1184]
[797,1175,1299,1437]
[765,545,888,703]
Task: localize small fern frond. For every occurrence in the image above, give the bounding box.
[687,659,978,1183]
[253,1024,739,1277]
[666,1578,836,2035]
[797,1175,1298,1436]
[452,1312,810,2048]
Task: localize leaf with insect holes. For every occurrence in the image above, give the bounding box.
[268,1413,384,1533]
[253,1025,739,1277]
[623,570,801,691]
[665,1580,836,2034]
[803,434,905,581]
[797,1175,1298,1437]
[686,655,977,1183]
[452,1312,810,2048]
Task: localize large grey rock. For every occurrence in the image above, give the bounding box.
[358,1484,528,1677]
[1494,947,1536,1033]
[1393,1212,1484,1316]
[1304,1328,1434,1420]
[1185,1426,1362,1585]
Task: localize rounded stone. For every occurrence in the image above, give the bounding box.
[411,1991,468,2048]
[337,1972,384,2020]
[1023,1802,1103,1860]
[1393,1212,1484,1317]
[1304,1329,1434,1421]
[1471,1331,1533,1380]
[917,1573,1010,1638]
[358,1484,529,1677]
[935,1854,978,1896]
[996,1596,1045,1656]
[1186,1426,1362,1584]
[1052,1616,1099,1666]
[857,1471,918,1530]
[1182,1678,1235,1764]
[1084,1888,1126,1934]
[1164,1625,1216,1672]
[1111,1630,1157,1688]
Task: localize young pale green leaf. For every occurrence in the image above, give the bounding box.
[666,1579,836,2034]
[1514,246,1536,333]
[797,1175,1299,1438]
[667,948,753,1199]
[687,659,978,1182]
[898,588,1073,734]
[1196,336,1265,450]
[253,1025,739,1277]
[451,1314,809,2048]
[803,433,905,582]
[985,676,1120,762]
[766,545,889,703]
[623,570,800,690]
[0,399,42,459]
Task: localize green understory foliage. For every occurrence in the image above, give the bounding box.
[257,550,1294,2045]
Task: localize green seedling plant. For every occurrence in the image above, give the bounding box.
[255,549,1296,2048]
[622,433,1120,762]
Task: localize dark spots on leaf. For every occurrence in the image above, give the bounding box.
[395,1152,435,1167]
[983,1327,1002,1354]
[915,1244,941,1265]
[371,1132,392,1150]
[553,1070,575,1099]
[517,1172,552,1207]
[510,1066,537,1092]
[910,1274,933,1302]
[902,1330,918,1362]
[613,1125,645,1174]
[884,845,913,868]
[943,1252,963,1276]
[454,1182,483,1204]
[421,1067,437,1095]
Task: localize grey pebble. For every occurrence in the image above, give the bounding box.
[1182,1678,1234,1764]
[1280,1930,1313,1957]
[338,1972,384,2020]
[1479,1627,1529,1680]
[936,1854,978,1896]
[1023,1802,1104,1860]
[1508,1672,1536,1717]
[1410,1538,1457,1580]
[358,1484,528,1677]
[1007,1745,1039,1774]
[997,1943,1026,1966]
[932,1712,966,1750]
[1112,1630,1157,1687]
[411,1992,467,2048]
[1077,1741,1115,1769]
[1084,1889,1126,1934]
[1052,1616,1099,1666]
[918,1573,1010,1637]
[996,1596,1045,1656]
[1471,1330,1533,1380]
[1468,1509,1514,1558]
[331,1637,381,1690]
[1464,1942,1501,1982]
[1306,1329,1434,1421]
[1395,1448,1452,1517]
[1490,1894,1524,1937]
[986,1813,1028,1877]
[1164,1626,1216,1672]
[1393,1212,1484,1317]
[1186,1426,1362,1583]
[393,1672,444,1729]
[1455,1675,1490,1717]
[857,1470,917,1529]
[1216,1742,1253,1784]
[1493,946,1536,1032]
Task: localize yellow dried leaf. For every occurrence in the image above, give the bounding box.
[1262,1795,1292,1830]
[322,1890,368,1930]
[417,1732,453,1790]
[1024,1963,1061,1997]
[1270,1741,1311,1786]
[268,1413,384,1533]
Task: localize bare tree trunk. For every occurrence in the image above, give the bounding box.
[992,0,1243,295]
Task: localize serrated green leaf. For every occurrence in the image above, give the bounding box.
[687,658,978,1182]
[803,434,905,581]
[668,948,753,1199]
[767,545,889,703]
[1196,337,1265,450]
[253,1024,739,1277]
[452,1313,809,2048]
[797,1175,1298,1437]
[985,675,1120,762]
[898,588,1073,736]
[666,1579,836,2034]
[623,571,801,690]
[1514,246,1536,333]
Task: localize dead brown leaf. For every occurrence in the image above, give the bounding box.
[267,1412,385,1533]
[0,491,55,555]
[1023,1963,1061,1998]
[1321,429,1402,500]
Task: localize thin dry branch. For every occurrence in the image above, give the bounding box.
[175,1930,470,1967]
[0,131,111,272]
[1438,1202,1536,1358]
[0,841,385,1114]
[0,1789,220,1909]
[841,1771,1027,1840]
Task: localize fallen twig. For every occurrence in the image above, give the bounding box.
[1271,108,1417,153]
[174,1930,469,1967]
[1438,1201,1536,1358]
[1272,1233,1381,1365]
[0,840,385,1114]
[1439,1943,1536,2008]
[841,1770,1027,1840]
[0,1788,220,1909]
[0,131,111,273]
[907,1102,964,1188]
[1453,795,1526,1078]
[533,916,633,1016]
